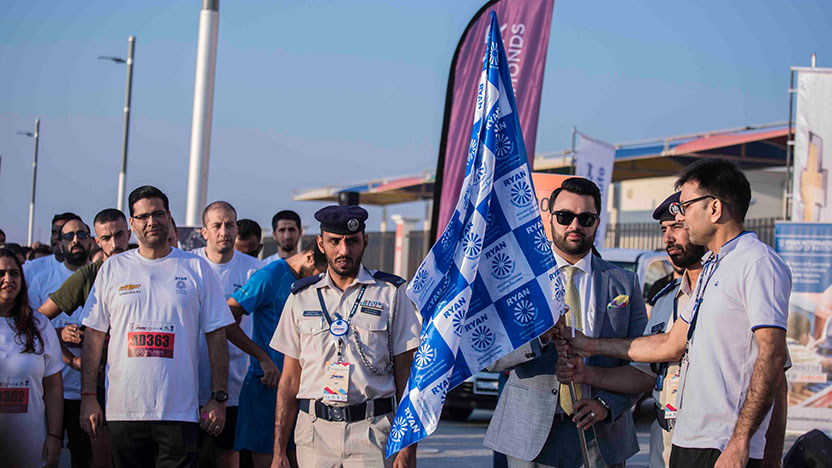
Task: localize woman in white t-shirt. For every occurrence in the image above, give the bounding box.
[0,248,65,468]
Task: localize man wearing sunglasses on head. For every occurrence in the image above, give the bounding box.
[28,216,96,467]
[484,177,647,468]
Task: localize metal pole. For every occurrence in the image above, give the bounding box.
[185,0,220,226]
[117,36,135,215]
[568,382,591,467]
[783,69,796,220]
[570,127,577,175]
[27,118,40,246]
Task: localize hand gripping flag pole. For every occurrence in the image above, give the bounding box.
[386,11,566,457]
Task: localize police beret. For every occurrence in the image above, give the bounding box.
[652,192,681,222]
[314,205,368,235]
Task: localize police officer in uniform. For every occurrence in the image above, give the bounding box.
[269,205,421,468]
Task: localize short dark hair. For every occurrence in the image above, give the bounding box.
[548,177,602,214]
[30,245,50,259]
[300,238,327,268]
[236,219,262,240]
[52,212,81,226]
[674,158,751,222]
[202,201,237,225]
[128,185,170,217]
[272,210,301,231]
[94,208,126,226]
[60,219,90,235]
[0,228,5,238]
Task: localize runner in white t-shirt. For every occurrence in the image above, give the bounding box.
[192,201,265,468]
[79,186,234,468]
[0,248,65,468]
[28,217,96,467]
[23,212,80,286]
[263,210,302,264]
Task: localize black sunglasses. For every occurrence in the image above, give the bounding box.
[552,210,598,227]
[61,231,90,241]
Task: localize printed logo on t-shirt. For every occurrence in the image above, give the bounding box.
[118,284,142,296]
[175,277,189,295]
[127,322,176,358]
[0,379,30,413]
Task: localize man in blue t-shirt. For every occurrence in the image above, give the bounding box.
[227,240,327,468]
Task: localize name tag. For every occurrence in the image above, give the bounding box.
[128,322,175,358]
[303,310,322,317]
[323,361,350,403]
[360,307,382,316]
[0,379,30,413]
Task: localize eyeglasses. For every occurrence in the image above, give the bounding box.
[552,210,598,227]
[669,195,715,216]
[132,210,167,222]
[61,231,90,241]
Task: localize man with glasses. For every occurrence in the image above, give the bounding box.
[561,159,791,468]
[28,216,95,468]
[484,177,647,468]
[79,185,234,468]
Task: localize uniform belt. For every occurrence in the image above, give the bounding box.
[299,397,394,423]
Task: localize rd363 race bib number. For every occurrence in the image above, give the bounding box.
[0,380,30,413]
[127,322,176,358]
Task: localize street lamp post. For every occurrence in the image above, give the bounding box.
[99,35,135,214]
[17,118,40,245]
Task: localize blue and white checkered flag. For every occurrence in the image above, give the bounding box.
[386,11,566,457]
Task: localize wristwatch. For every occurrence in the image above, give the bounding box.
[593,396,611,420]
[211,390,228,403]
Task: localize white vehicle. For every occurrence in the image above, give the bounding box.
[598,248,674,302]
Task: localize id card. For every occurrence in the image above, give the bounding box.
[660,363,681,421]
[675,352,690,413]
[127,322,175,358]
[322,361,350,403]
[0,379,30,413]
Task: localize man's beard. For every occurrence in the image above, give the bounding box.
[65,246,89,266]
[328,251,363,278]
[667,242,706,269]
[551,221,595,257]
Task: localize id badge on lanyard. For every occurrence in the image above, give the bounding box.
[317,285,367,403]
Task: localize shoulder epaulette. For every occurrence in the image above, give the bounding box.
[649,278,681,306]
[291,273,324,295]
[372,270,406,288]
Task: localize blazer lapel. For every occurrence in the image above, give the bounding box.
[590,255,610,337]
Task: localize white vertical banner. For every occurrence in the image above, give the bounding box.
[575,132,615,248]
[792,69,832,223]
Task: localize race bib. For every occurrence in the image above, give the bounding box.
[322,361,350,403]
[0,379,30,413]
[127,322,175,358]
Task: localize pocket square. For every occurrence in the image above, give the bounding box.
[607,295,629,309]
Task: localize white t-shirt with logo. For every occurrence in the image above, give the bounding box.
[193,248,262,406]
[82,248,234,422]
[674,232,791,459]
[27,262,84,400]
[0,313,64,467]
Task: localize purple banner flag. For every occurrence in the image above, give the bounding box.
[432,0,555,241]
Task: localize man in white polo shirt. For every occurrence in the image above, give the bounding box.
[562,158,791,468]
[79,185,235,468]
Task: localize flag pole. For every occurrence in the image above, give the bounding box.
[568,382,591,466]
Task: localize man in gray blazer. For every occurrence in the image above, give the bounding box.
[484,178,647,468]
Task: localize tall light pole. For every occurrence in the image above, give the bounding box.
[99,35,135,214]
[17,118,40,245]
[185,0,220,227]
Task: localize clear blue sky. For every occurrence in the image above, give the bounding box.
[1,0,830,243]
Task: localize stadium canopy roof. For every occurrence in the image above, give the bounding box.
[293,122,790,206]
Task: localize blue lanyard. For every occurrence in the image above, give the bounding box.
[686,254,720,341]
[316,284,368,327]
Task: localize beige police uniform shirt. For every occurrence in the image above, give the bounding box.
[270,265,422,406]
